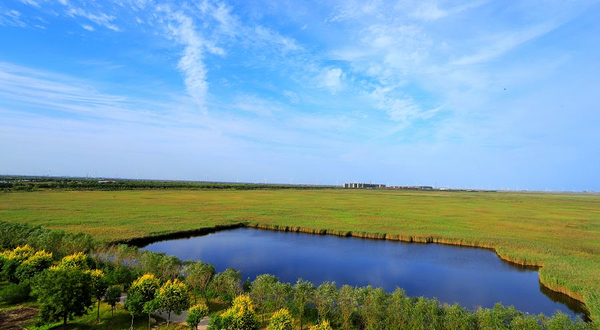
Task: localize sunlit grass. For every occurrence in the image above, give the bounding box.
[1,189,599,320]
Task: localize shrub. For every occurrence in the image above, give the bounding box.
[0,282,31,304]
[15,250,53,282]
[267,308,294,330]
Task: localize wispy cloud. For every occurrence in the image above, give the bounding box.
[163,9,209,112]
[66,7,120,32]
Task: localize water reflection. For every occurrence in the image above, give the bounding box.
[141,227,587,319]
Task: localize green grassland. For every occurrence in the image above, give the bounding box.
[0,189,599,320]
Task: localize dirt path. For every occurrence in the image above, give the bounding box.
[0,307,38,330]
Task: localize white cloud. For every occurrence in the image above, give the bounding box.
[81,24,94,31]
[233,94,280,117]
[17,0,41,8]
[451,23,559,65]
[253,26,302,53]
[165,10,209,112]
[66,7,120,32]
[0,9,26,28]
[318,68,345,94]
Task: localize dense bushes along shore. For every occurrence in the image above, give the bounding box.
[0,221,595,330]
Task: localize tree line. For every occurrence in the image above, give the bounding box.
[0,221,594,330]
[0,176,334,192]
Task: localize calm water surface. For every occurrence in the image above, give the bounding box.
[141,228,586,319]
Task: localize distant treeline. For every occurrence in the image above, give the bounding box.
[0,176,335,192]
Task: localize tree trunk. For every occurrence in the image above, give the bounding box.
[130,314,134,330]
[167,311,171,328]
[63,313,67,328]
[97,299,101,321]
[148,312,151,330]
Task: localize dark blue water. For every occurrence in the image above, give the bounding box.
[141,227,586,319]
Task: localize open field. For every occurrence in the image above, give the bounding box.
[0,189,599,321]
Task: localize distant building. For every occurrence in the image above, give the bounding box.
[343,183,386,189]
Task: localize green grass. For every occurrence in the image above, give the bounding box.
[1,189,599,320]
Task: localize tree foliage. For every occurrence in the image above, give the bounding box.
[32,267,93,326]
[267,308,294,330]
[157,279,191,326]
[187,302,210,330]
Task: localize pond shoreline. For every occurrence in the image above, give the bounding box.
[116,221,590,320]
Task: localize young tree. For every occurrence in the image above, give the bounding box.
[250,274,279,321]
[219,294,258,330]
[125,290,145,330]
[267,308,294,330]
[158,279,191,327]
[358,286,388,330]
[141,252,183,282]
[187,302,209,330]
[104,285,121,324]
[444,303,476,330]
[184,261,215,302]
[143,298,160,330]
[88,269,108,321]
[387,288,412,330]
[337,285,357,330]
[32,267,93,328]
[126,274,160,329]
[210,268,242,303]
[314,282,337,322]
[293,279,315,330]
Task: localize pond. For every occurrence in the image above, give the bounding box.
[140,227,586,319]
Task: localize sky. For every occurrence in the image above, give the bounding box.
[0,0,599,191]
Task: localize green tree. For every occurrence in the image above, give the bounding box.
[32,267,93,328]
[267,308,294,330]
[386,288,412,330]
[187,302,209,330]
[337,285,357,330]
[15,250,53,282]
[293,279,314,330]
[158,279,191,327]
[542,311,589,330]
[358,286,388,330]
[1,245,35,283]
[444,303,476,330]
[218,294,259,330]
[314,282,337,322]
[409,297,443,330]
[250,274,279,321]
[59,252,89,270]
[184,261,215,302]
[88,269,108,321]
[141,252,183,282]
[210,268,242,303]
[104,285,121,324]
[143,298,160,330]
[510,314,542,330]
[126,274,161,329]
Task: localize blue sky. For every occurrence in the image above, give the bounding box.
[1,0,599,190]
